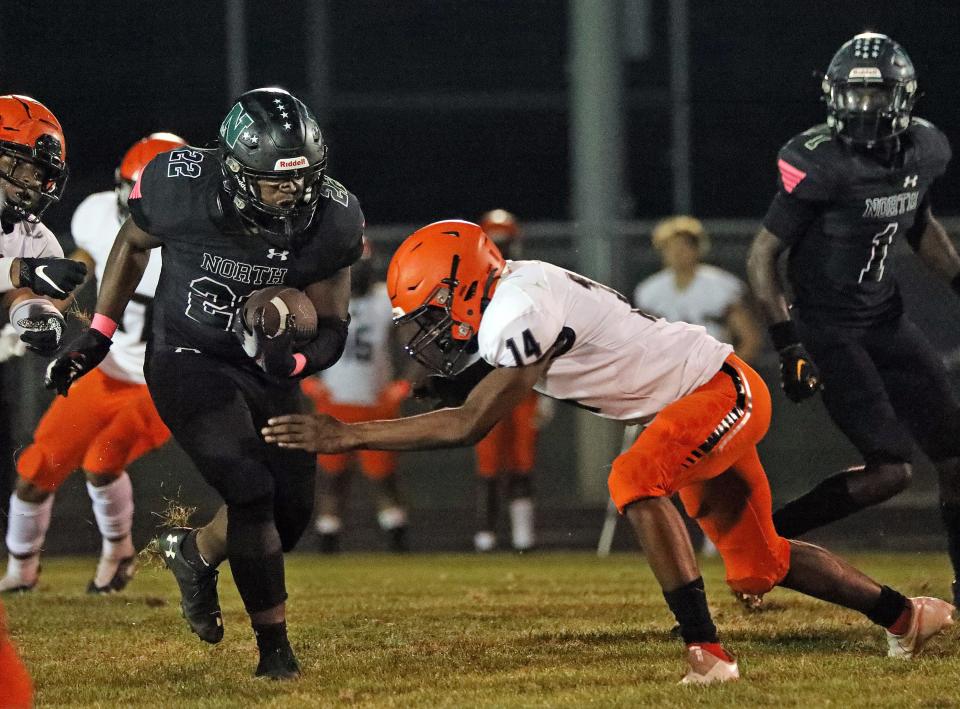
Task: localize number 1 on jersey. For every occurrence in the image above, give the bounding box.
[859,222,897,283]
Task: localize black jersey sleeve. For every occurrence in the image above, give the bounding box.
[909,118,952,179]
[762,127,838,245]
[127,146,215,239]
[127,155,165,235]
[301,177,365,282]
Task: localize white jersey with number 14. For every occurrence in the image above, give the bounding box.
[477,260,733,423]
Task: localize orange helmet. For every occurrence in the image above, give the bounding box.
[116,132,187,213]
[0,95,67,223]
[388,219,505,375]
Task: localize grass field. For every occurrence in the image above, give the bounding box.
[5,551,959,707]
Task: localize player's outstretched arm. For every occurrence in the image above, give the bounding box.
[44,218,160,395]
[263,354,551,454]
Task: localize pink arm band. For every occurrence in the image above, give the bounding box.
[90,314,118,338]
[291,353,307,376]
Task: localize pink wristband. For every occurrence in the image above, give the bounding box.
[91,313,118,338]
[291,353,307,376]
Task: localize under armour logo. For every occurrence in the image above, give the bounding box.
[903,174,918,188]
[165,534,178,559]
[267,249,289,260]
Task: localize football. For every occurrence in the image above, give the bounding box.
[242,286,318,343]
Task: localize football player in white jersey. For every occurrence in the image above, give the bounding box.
[0,133,185,594]
[0,93,89,709]
[302,241,411,552]
[264,220,954,684]
[634,215,761,362]
[0,95,88,350]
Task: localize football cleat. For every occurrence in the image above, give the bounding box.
[387,526,408,554]
[680,644,739,685]
[0,557,39,594]
[159,528,224,644]
[680,645,740,684]
[886,596,954,659]
[0,575,36,594]
[86,556,136,594]
[255,643,302,680]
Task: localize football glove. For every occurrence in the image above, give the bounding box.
[234,305,296,376]
[17,312,64,355]
[18,257,87,298]
[44,328,112,395]
[777,344,822,403]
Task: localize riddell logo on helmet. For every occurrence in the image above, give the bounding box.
[848,67,882,80]
[274,156,308,170]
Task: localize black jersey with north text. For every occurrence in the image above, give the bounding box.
[762,119,951,326]
[128,146,364,361]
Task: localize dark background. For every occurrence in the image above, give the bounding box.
[3,1,959,231]
[2,1,960,552]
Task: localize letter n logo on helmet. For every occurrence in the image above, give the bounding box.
[220,103,255,149]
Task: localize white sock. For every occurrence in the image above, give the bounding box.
[3,493,53,582]
[377,506,407,531]
[316,515,342,535]
[86,472,134,560]
[509,497,535,551]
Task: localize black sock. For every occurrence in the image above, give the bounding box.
[477,478,499,532]
[940,503,960,587]
[663,577,717,644]
[772,472,860,537]
[180,529,210,571]
[865,585,909,628]
[253,621,289,654]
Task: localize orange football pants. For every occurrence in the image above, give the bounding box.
[17,368,171,492]
[474,391,539,477]
[0,601,32,709]
[302,379,407,480]
[608,355,791,595]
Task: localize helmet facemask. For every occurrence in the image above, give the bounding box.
[393,255,484,377]
[0,137,67,224]
[223,152,326,250]
[825,77,916,147]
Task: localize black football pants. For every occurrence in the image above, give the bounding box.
[797,314,960,464]
[145,346,315,613]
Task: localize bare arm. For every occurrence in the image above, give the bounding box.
[263,355,552,453]
[914,210,960,283]
[746,227,791,325]
[95,217,161,322]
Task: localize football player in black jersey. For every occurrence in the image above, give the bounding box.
[748,33,960,606]
[45,87,364,678]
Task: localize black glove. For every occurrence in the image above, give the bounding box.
[16,312,64,355]
[235,306,296,377]
[769,321,821,403]
[44,328,112,395]
[18,258,87,298]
